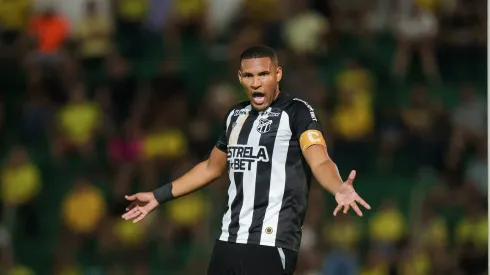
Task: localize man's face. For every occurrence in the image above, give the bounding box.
[238,57,282,111]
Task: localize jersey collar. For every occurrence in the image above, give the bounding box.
[270,90,289,107]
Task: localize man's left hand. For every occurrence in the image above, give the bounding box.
[333,170,371,217]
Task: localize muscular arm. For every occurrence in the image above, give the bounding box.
[301,138,371,217]
[303,144,343,195]
[170,147,227,198]
[290,99,342,195]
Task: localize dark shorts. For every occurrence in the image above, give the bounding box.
[207,240,298,275]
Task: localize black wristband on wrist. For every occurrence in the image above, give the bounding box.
[152,183,174,204]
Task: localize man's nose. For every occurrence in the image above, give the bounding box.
[251,78,261,90]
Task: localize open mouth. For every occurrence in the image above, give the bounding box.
[252,92,265,105]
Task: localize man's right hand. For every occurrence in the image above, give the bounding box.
[121,192,159,223]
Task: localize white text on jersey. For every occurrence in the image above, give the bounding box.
[227,145,270,171]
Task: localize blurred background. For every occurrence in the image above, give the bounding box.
[0,0,487,274]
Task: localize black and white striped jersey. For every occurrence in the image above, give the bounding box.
[215,91,327,252]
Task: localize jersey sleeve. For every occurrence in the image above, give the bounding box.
[215,125,228,152]
[291,99,327,153]
[215,109,233,152]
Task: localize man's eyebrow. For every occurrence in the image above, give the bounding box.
[240,70,270,75]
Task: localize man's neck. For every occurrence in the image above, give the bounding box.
[273,87,280,101]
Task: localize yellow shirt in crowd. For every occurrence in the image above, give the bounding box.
[59,102,99,145]
[324,219,361,249]
[114,218,146,247]
[399,253,431,275]
[332,93,374,140]
[456,216,488,250]
[421,216,448,247]
[361,264,388,275]
[118,0,148,22]
[369,207,406,243]
[337,67,373,99]
[62,184,106,233]
[415,0,439,10]
[7,265,35,275]
[0,0,30,31]
[402,107,434,133]
[284,10,328,54]
[244,0,278,22]
[168,192,208,227]
[76,15,112,58]
[2,163,40,205]
[174,0,206,19]
[143,129,188,159]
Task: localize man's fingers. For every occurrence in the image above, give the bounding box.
[343,204,350,214]
[350,201,363,216]
[122,207,140,220]
[122,208,140,220]
[345,170,356,185]
[125,202,137,211]
[133,213,146,223]
[125,194,137,201]
[122,207,136,219]
[333,205,342,216]
[356,197,371,210]
[139,206,148,216]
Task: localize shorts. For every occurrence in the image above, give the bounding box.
[207,240,298,275]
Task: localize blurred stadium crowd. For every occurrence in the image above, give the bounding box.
[0,0,487,274]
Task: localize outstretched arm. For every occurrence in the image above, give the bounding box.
[122,147,227,223]
[160,146,227,200]
[303,144,342,195]
[303,144,370,217]
[290,99,370,217]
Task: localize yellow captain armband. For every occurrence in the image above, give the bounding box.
[299,130,327,152]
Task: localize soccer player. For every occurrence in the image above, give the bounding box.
[122,45,371,274]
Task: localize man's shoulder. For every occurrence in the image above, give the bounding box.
[291,97,315,110]
[282,97,316,115]
[284,97,320,124]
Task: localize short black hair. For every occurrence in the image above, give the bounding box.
[240,45,278,66]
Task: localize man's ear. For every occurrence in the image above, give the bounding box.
[276,66,283,82]
[238,70,242,84]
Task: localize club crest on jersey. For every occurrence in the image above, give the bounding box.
[257,118,272,133]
